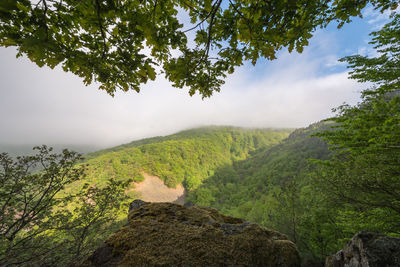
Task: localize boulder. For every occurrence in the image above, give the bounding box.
[81,200,300,267]
[325,231,400,267]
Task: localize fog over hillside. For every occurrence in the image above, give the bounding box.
[0,33,363,148]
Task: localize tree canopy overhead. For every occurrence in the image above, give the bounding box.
[0,0,398,97]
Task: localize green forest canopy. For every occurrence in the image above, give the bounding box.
[80,126,291,191]
[0,0,398,97]
[186,123,335,261]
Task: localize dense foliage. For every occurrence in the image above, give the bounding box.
[0,146,130,266]
[0,146,83,265]
[186,123,340,263]
[81,127,291,191]
[315,14,400,237]
[0,0,398,97]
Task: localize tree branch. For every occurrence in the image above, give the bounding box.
[199,0,223,63]
[152,0,158,28]
[182,0,220,33]
[95,0,107,59]
[42,0,49,40]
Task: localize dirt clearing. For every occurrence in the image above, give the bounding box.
[133,173,186,204]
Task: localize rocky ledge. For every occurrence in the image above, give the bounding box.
[81,200,300,267]
[326,231,400,267]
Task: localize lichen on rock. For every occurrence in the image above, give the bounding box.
[81,200,301,267]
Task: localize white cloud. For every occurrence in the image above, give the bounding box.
[364,5,400,29]
[0,28,363,148]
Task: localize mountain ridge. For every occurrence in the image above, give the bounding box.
[76,126,292,198]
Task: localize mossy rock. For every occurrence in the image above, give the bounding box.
[80,200,300,267]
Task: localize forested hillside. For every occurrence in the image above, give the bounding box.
[0,127,291,266]
[80,127,291,191]
[187,122,336,263]
[78,122,351,263]
[187,122,330,210]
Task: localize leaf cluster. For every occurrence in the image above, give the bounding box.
[0,0,398,97]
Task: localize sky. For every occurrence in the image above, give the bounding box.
[0,5,395,149]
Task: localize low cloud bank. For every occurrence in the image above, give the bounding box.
[0,30,363,148]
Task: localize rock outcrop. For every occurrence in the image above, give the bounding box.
[325,231,400,267]
[81,200,300,267]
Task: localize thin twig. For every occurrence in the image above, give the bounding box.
[95,0,107,59]
[152,0,157,28]
[182,0,219,33]
[42,0,49,40]
[199,0,222,63]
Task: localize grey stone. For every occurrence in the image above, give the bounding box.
[220,222,252,235]
[128,199,148,213]
[326,231,400,267]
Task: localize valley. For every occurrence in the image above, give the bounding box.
[73,124,334,263]
[2,121,399,266]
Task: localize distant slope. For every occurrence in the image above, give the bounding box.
[187,123,330,207]
[186,122,331,258]
[80,126,292,191]
[84,126,292,159]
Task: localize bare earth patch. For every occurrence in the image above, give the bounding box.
[133,173,186,204]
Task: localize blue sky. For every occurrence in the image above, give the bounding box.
[0,5,396,148]
[251,6,388,78]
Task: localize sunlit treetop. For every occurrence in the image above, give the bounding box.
[340,13,400,97]
[0,0,398,97]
